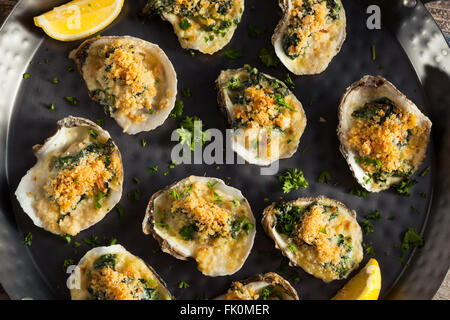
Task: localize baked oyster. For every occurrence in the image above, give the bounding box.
[69,244,172,300]
[218,272,299,300]
[15,116,123,236]
[272,0,346,75]
[216,65,307,165]
[142,176,256,276]
[262,196,363,283]
[337,75,432,192]
[70,35,177,134]
[142,0,244,54]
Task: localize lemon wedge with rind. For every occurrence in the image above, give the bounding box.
[34,0,124,41]
[332,258,382,300]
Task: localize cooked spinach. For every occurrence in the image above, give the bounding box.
[93,253,117,270]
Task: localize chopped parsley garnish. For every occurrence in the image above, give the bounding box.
[360,219,374,235]
[419,166,430,177]
[109,237,117,245]
[89,129,98,139]
[274,94,297,112]
[287,244,296,252]
[392,179,418,196]
[169,161,179,169]
[350,182,369,197]
[284,73,295,90]
[420,192,426,198]
[278,169,308,193]
[309,96,315,106]
[318,171,331,184]
[176,116,210,151]
[179,18,191,30]
[95,191,107,208]
[179,224,197,240]
[259,286,273,300]
[133,177,141,185]
[169,99,184,118]
[128,188,141,202]
[259,47,279,67]
[115,204,124,218]
[207,181,218,189]
[410,205,420,215]
[178,281,190,289]
[84,235,100,247]
[24,232,32,246]
[399,227,424,263]
[170,189,180,199]
[371,44,376,61]
[62,259,74,272]
[141,139,147,147]
[73,241,81,248]
[62,234,72,244]
[51,77,59,84]
[23,73,31,79]
[222,49,244,59]
[148,165,158,173]
[365,209,382,220]
[155,222,170,230]
[181,88,192,98]
[66,65,75,72]
[64,96,78,105]
[365,244,376,256]
[248,24,261,38]
[48,103,55,111]
[96,119,104,127]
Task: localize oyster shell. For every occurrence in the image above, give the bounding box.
[218,272,299,300]
[216,65,307,165]
[70,35,177,134]
[262,196,363,283]
[337,75,432,192]
[15,116,123,236]
[143,175,256,276]
[69,244,172,300]
[142,0,244,54]
[272,0,346,75]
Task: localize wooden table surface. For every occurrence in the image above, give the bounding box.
[0,0,448,300]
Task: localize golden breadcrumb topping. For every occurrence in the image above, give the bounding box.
[171,181,231,240]
[294,204,341,264]
[45,153,113,214]
[224,281,257,300]
[95,40,159,124]
[346,111,426,175]
[89,267,144,300]
[286,1,331,56]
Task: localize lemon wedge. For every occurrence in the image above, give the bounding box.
[332,258,382,300]
[34,0,124,41]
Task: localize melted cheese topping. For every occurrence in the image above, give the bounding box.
[346,100,427,187]
[225,281,257,300]
[85,39,165,124]
[273,200,362,282]
[152,0,244,54]
[153,177,253,275]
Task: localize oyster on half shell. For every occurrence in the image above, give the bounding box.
[142,0,244,54]
[337,75,432,192]
[69,244,172,300]
[15,116,123,236]
[272,0,346,75]
[70,36,177,135]
[262,196,363,283]
[216,65,307,166]
[142,176,256,276]
[217,272,299,300]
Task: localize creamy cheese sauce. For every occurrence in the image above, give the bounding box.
[283,0,344,69]
[219,66,304,162]
[76,252,169,300]
[32,127,122,236]
[272,199,362,282]
[150,0,244,54]
[345,97,428,188]
[83,39,167,124]
[153,177,253,275]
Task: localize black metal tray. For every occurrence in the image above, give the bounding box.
[0,0,449,300]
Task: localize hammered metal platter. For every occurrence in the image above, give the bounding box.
[0,0,449,300]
